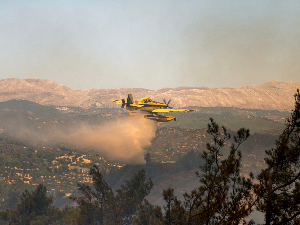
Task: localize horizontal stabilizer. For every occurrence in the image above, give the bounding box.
[112,99,124,104]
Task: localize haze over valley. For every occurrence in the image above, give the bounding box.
[0,78,296,213]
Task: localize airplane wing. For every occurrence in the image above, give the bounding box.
[152,109,193,113]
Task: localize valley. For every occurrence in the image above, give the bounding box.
[0,98,287,210]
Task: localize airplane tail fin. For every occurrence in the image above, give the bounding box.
[127,94,133,106]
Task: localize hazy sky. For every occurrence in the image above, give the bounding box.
[1,0,300,90]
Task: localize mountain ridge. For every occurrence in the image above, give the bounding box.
[0,78,299,111]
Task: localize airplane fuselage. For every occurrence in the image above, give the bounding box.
[125,104,168,112]
[113,95,190,122]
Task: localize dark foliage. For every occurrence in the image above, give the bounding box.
[0,184,62,225]
[70,165,153,225]
[255,89,300,225]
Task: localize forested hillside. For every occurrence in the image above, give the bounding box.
[1,91,299,224]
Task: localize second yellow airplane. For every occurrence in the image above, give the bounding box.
[112,94,193,122]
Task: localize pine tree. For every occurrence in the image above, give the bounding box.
[255,89,300,225]
[162,187,186,225]
[133,199,164,225]
[72,166,153,225]
[71,165,114,225]
[0,184,59,225]
[115,169,153,224]
[162,119,254,225]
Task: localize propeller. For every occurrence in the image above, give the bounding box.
[163,99,173,109]
[121,99,126,108]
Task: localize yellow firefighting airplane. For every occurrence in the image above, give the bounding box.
[112,94,193,122]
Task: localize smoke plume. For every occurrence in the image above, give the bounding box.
[3,114,157,164]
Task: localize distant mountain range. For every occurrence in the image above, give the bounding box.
[0,78,299,111]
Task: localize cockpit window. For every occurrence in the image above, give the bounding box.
[144,98,152,103]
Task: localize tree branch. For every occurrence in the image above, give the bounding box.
[270,170,300,194]
[275,210,300,225]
